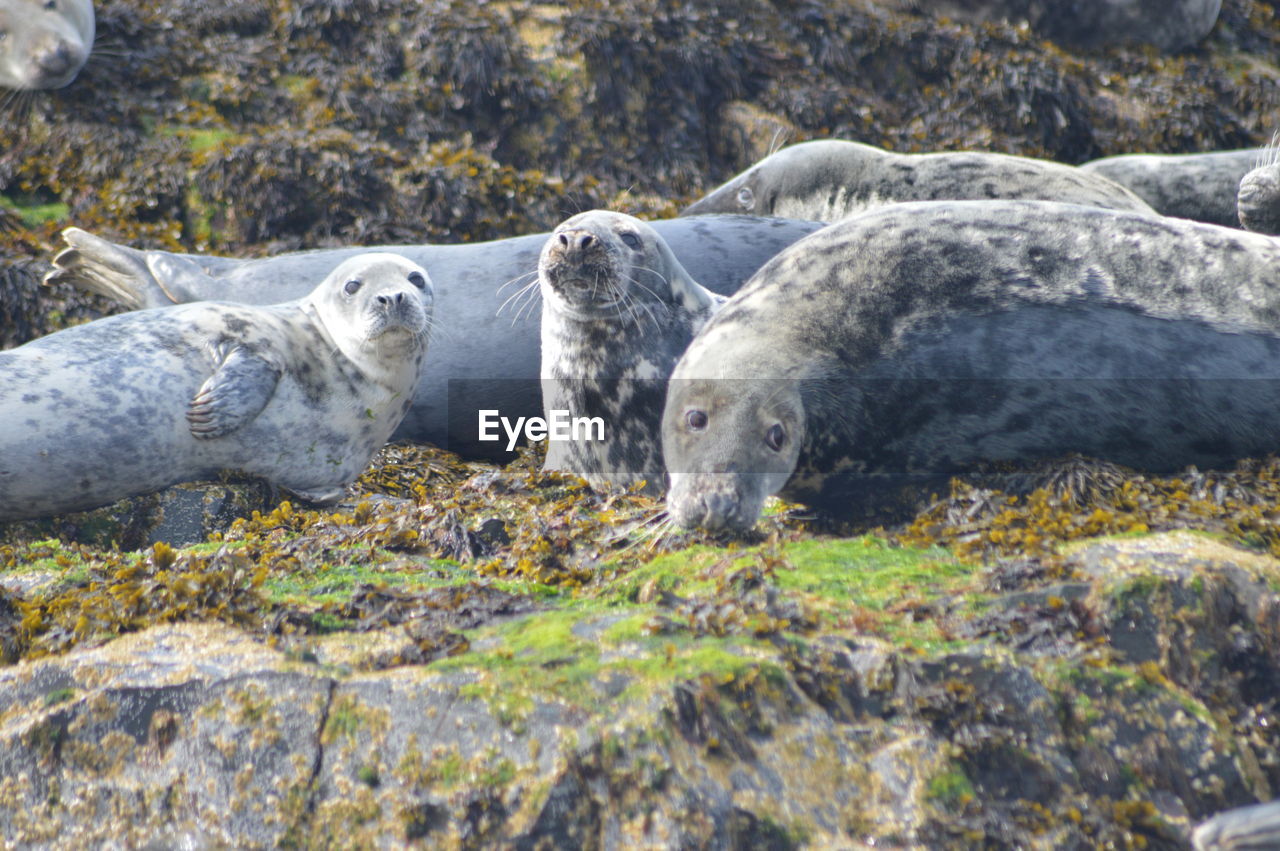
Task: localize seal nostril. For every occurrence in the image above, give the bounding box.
[558,233,569,247]
[580,234,594,250]
[376,295,389,305]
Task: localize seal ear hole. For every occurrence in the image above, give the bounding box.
[686,409,708,431]
[765,423,786,452]
[343,279,362,296]
[408,271,426,290]
[736,187,754,210]
[620,232,642,250]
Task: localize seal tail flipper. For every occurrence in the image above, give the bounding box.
[42,227,209,310]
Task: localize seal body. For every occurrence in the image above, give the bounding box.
[1081,148,1269,228]
[538,211,724,493]
[881,0,1220,51]
[46,216,822,457]
[0,253,432,521]
[681,140,1156,221]
[0,0,94,90]
[663,201,1280,532]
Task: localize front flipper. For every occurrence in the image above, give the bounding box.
[187,346,281,439]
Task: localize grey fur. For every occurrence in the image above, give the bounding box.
[0,253,432,521]
[663,200,1280,532]
[681,140,1156,221]
[1081,148,1270,228]
[538,211,724,493]
[44,216,823,457]
[0,0,93,90]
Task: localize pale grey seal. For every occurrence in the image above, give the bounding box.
[682,140,1156,221]
[0,253,432,522]
[537,210,724,493]
[44,216,823,457]
[1081,148,1270,229]
[0,0,94,90]
[662,200,1280,532]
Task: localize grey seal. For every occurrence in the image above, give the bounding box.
[681,140,1156,221]
[538,210,724,493]
[880,0,1220,52]
[662,200,1280,533]
[0,253,432,522]
[1081,148,1270,229]
[44,216,823,457]
[1235,145,1280,236]
[0,0,94,90]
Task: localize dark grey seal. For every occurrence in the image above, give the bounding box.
[663,200,1280,532]
[1081,148,1270,229]
[44,216,823,457]
[682,140,1156,220]
[538,210,724,493]
[1,253,432,522]
[0,0,93,90]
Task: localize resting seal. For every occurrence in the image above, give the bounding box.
[538,211,724,493]
[0,253,432,522]
[663,200,1280,532]
[0,0,94,90]
[1081,148,1271,229]
[45,216,822,457]
[681,140,1156,221]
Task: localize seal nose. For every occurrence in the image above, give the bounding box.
[376,292,407,306]
[557,230,595,252]
[36,41,79,77]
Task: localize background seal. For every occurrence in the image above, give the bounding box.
[663,200,1280,532]
[0,0,94,90]
[1,253,432,521]
[681,139,1156,220]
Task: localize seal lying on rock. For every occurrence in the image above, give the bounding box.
[0,0,94,90]
[538,211,724,493]
[1081,147,1274,230]
[662,200,1280,533]
[681,140,1156,221]
[0,253,432,522]
[44,217,823,456]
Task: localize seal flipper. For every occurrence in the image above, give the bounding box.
[44,227,187,310]
[146,252,219,304]
[187,346,281,439]
[283,485,348,504]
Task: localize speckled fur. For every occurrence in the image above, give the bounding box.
[45,217,823,456]
[664,200,1280,532]
[1082,148,1270,229]
[0,253,432,521]
[0,0,93,90]
[539,211,724,493]
[681,140,1155,221]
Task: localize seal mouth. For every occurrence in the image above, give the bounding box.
[363,292,430,342]
[666,472,766,534]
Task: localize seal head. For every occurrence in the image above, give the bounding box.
[0,0,94,90]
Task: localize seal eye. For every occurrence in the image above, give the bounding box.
[765,423,786,452]
[686,409,708,431]
[620,232,642,250]
[43,0,55,9]
[736,186,754,211]
[407,271,426,289]
[343,279,362,296]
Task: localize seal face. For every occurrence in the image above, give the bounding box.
[681,140,1156,221]
[663,200,1280,533]
[538,210,724,493]
[44,216,824,456]
[0,0,94,90]
[0,252,432,521]
[1236,143,1280,236]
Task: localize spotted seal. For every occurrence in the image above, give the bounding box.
[681,140,1156,221]
[662,200,1280,532]
[1,253,432,522]
[538,210,724,493]
[44,216,823,457]
[0,0,94,90]
[1081,148,1272,229]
